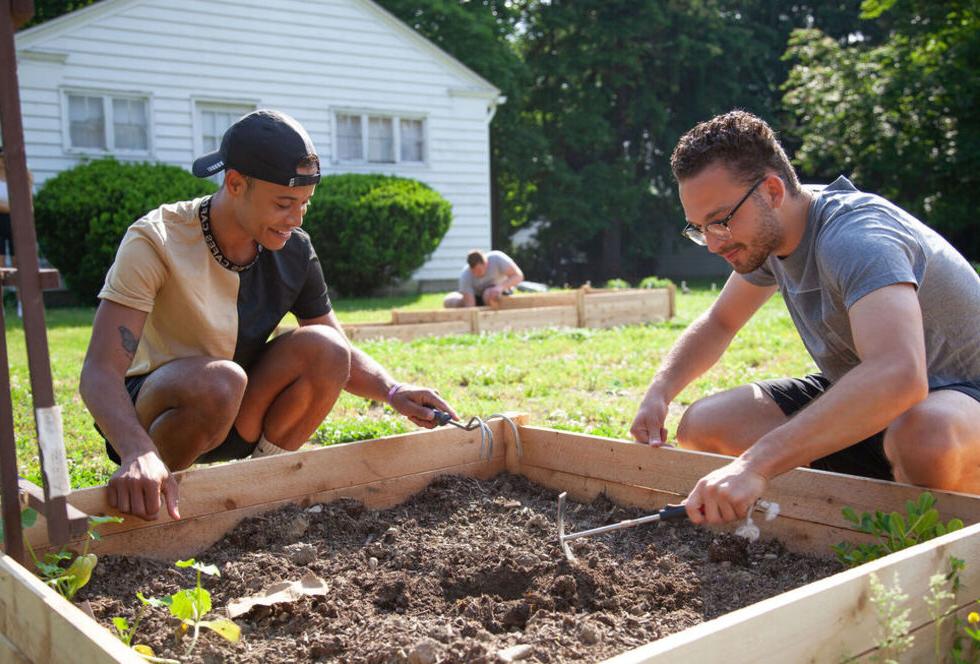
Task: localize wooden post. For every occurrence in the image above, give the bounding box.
[575,287,586,328]
[0,0,72,546]
[0,303,24,564]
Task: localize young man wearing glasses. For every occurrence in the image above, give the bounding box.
[630,110,980,525]
[81,110,457,523]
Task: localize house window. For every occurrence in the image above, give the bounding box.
[336,114,363,161]
[367,117,393,163]
[198,104,254,154]
[334,112,425,164]
[196,103,255,183]
[66,93,149,153]
[400,118,424,162]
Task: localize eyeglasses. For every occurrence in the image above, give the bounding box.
[681,177,766,246]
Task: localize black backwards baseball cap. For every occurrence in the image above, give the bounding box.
[191,109,321,187]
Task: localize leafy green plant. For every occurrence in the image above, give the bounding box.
[832,492,963,567]
[140,558,240,657]
[958,608,980,663]
[638,275,674,289]
[603,278,630,289]
[34,158,217,302]
[27,515,122,601]
[303,173,452,296]
[111,605,180,664]
[0,506,38,543]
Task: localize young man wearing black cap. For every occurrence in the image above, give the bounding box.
[80,110,457,522]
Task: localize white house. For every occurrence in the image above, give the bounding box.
[13,0,502,288]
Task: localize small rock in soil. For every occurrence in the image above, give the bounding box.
[579,621,601,645]
[407,638,439,664]
[286,542,316,566]
[496,643,534,662]
[283,514,310,542]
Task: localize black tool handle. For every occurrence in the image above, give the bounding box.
[659,504,689,521]
[431,408,454,426]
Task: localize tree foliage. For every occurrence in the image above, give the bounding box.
[375,0,544,248]
[783,0,979,258]
[517,0,874,283]
[20,0,101,29]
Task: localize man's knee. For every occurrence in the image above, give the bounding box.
[884,404,963,481]
[289,325,351,384]
[443,292,464,308]
[676,398,729,454]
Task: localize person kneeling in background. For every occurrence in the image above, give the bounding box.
[443,249,525,308]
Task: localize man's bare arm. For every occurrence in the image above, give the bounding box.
[80,301,155,458]
[303,311,457,426]
[742,282,927,478]
[631,274,776,444]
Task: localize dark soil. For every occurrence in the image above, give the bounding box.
[82,474,840,663]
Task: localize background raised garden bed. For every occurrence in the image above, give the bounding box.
[343,287,674,342]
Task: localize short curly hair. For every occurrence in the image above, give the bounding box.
[671,110,800,195]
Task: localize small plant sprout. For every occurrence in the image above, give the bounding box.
[112,607,179,664]
[868,572,914,663]
[832,492,963,568]
[140,558,240,657]
[26,514,123,601]
[925,557,963,662]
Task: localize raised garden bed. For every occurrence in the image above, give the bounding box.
[343,287,674,342]
[5,417,980,662]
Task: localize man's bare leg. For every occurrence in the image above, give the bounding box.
[234,324,351,450]
[134,357,247,470]
[443,292,465,308]
[884,390,980,493]
[675,383,789,456]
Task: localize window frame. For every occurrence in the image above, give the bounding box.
[190,97,259,160]
[60,88,154,157]
[331,109,428,167]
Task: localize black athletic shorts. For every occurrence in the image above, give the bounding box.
[756,374,980,481]
[96,373,255,465]
[0,212,13,257]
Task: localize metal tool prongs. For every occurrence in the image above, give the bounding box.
[556,492,688,561]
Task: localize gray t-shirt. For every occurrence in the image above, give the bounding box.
[459,250,518,297]
[742,176,980,386]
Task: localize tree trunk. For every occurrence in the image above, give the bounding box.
[601,217,623,280]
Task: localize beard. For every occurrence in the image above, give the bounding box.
[719,204,783,274]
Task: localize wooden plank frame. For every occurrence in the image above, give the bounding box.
[345,287,672,342]
[9,419,980,663]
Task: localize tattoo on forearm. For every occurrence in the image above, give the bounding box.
[118,326,139,359]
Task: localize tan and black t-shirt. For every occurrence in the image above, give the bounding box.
[98,196,331,377]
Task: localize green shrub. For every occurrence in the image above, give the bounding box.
[34,159,216,302]
[303,174,452,296]
[638,275,675,289]
[603,278,630,289]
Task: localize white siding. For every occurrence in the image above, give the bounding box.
[15,0,498,281]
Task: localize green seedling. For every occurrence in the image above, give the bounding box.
[0,506,38,543]
[111,608,180,664]
[832,492,963,568]
[27,515,123,601]
[140,558,240,657]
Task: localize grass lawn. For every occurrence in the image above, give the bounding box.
[3,283,816,490]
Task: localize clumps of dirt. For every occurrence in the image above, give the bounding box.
[81,474,840,662]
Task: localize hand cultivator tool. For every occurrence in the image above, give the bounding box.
[430,409,523,460]
[555,492,780,561]
[557,492,689,561]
